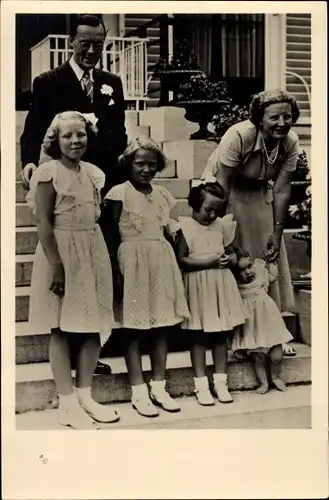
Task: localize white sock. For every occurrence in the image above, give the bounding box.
[59,392,78,409]
[213,373,228,383]
[75,387,93,404]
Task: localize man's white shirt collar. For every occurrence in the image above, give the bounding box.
[69,57,94,82]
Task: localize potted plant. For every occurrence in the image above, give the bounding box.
[289,180,312,282]
[153,38,203,93]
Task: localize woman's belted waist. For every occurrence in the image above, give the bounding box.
[234,175,270,191]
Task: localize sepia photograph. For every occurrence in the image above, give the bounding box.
[2,2,328,498]
[14,10,313,431]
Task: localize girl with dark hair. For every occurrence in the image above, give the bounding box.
[202,89,301,357]
[176,182,246,405]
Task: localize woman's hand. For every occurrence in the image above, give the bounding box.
[265,232,282,263]
[50,263,65,298]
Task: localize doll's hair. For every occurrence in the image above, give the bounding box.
[188,181,226,212]
[41,111,97,159]
[118,136,167,180]
[249,89,300,126]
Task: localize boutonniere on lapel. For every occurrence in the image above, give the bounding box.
[101,84,115,106]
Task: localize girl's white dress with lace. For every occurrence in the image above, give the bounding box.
[231,259,293,353]
[177,215,247,332]
[26,160,114,345]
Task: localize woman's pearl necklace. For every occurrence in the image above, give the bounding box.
[261,136,280,165]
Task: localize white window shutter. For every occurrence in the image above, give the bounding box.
[285,14,311,121]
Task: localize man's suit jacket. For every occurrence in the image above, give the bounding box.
[20,61,128,188]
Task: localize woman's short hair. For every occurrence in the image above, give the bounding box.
[41,111,97,159]
[118,136,167,179]
[188,181,226,212]
[249,89,300,126]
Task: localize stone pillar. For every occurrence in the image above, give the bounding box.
[102,14,120,37]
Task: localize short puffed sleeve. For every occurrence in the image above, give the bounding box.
[221,214,237,247]
[104,183,127,203]
[254,258,270,286]
[281,130,300,172]
[176,217,195,250]
[217,126,243,168]
[156,185,177,225]
[26,161,59,214]
[83,162,105,192]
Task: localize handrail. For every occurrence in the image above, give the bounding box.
[285,70,311,111]
[124,14,171,38]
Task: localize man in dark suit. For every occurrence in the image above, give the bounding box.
[20,14,128,374]
[21,14,127,192]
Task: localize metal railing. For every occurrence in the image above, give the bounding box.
[30,34,149,109]
[285,69,311,114]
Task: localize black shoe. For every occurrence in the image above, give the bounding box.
[94,360,112,375]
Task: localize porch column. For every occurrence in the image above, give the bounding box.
[102,14,120,36]
[264,14,286,90]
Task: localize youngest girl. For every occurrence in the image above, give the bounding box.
[176,181,247,405]
[231,250,294,394]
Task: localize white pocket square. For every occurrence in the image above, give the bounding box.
[108,99,115,106]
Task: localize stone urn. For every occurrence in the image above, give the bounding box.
[173,100,229,140]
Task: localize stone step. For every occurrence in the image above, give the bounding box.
[16,227,38,255]
[16,385,311,430]
[16,181,27,203]
[15,254,34,287]
[15,342,310,413]
[15,310,299,363]
[16,203,35,227]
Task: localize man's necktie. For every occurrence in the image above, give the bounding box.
[81,71,93,103]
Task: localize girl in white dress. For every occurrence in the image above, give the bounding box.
[105,137,190,418]
[27,111,118,430]
[176,182,247,406]
[231,249,293,394]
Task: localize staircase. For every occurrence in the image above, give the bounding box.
[15,108,311,426]
[124,14,161,108]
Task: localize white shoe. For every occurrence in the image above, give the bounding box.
[213,373,233,403]
[58,404,100,430]
[132,383,159,418]
[150,379,181,413]
[80,399,120,423]
[194,376,215,406]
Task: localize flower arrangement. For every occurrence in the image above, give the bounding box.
[211,101,250,139]
[175,73,229,102]
[154,38,200,72]
[289,182,312,231]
